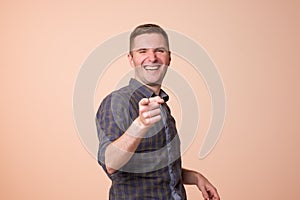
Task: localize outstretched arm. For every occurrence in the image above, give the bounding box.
[182,168,220,200]
[105,96,164,174]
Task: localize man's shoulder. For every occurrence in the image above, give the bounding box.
[96,84,135,111]
[105,84,134,102]
[96,78,151,114]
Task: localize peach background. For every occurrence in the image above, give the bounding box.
[1,0,299,199]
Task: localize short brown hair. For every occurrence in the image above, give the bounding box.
[129,24,169,54]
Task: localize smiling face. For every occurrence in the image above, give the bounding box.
[128,33,171,89]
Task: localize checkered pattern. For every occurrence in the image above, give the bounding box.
[96,78,187,200]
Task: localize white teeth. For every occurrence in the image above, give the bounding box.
[144,65,160,70]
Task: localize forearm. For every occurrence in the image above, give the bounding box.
[182,168,201,185]
[105,97,164,174]
[105,118,148,174]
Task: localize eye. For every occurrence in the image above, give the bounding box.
[155,48,167,53]
[137,49,147,54]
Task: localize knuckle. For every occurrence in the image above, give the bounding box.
[144,118,151,125]
[139,107,147,113]
[142,112,148,118]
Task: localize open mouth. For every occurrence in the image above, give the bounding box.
[144,64,161,71]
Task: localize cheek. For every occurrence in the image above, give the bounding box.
[158,55,170,64]
[133,55,147,65]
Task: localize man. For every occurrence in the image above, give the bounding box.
[96,24,220,200]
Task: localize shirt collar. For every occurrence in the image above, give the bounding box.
[129,78,169,102]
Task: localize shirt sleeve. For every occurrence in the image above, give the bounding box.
[95,92,131,175]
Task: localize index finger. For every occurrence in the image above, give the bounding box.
[139,98,150,106]
[149,96,164,104]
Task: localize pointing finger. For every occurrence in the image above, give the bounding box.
[149,96,164,104]
[139,98,150,106]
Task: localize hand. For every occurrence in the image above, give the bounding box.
[196,173,220,200]
[138,96,164,127]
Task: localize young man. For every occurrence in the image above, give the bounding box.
[96,24,220,200]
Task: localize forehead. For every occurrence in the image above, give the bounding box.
[132,33,168,50]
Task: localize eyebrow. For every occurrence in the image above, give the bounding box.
[136,48,147,51]
[134,47,169,51]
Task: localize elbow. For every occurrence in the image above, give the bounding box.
[105,154,118,175]
[106,166,117,175]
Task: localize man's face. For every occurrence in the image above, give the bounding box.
[128,33,171,86]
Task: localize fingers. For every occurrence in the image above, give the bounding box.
[138,96,164,126]
[202,185,220,200]
[207,186,220,200]
[142,108,161,119]
[143,113,162,125]
[148,96,164,104]
[139,96,164,106]
[200,185,210,200]
[139,98,150,106]
[139,96,164,107]
[196,172,220,200]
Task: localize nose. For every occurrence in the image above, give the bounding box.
[147,50,157,62]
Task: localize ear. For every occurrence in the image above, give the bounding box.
[168,51,172,66]
[127,53,135,68]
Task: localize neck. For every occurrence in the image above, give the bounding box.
[134,77,162,95]
[145,84,161,95]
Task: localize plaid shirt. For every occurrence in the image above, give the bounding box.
[96,78,187,200]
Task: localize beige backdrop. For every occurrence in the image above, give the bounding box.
[1,0,299,199]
